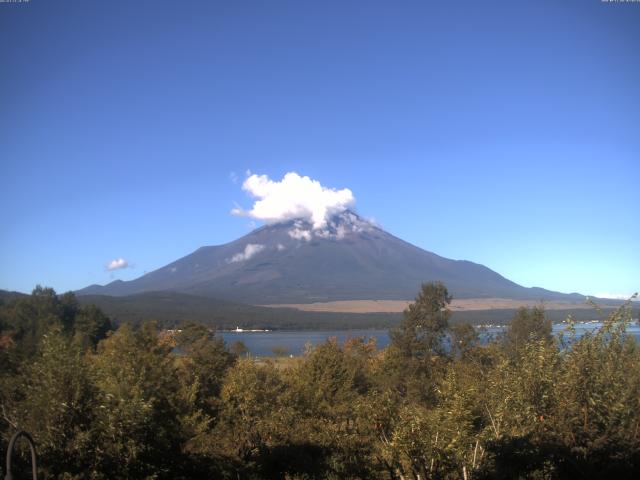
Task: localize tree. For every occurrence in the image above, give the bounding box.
[73,304,113,349]
[294,338,363,419]
[286,338,376,478]
[548,304,640,477]
[1,326,98,478]
[504,306,552,356]
[58,291,80,331]
[450,323,479,359]
[0,287,112,359]
[230,340,249,357]
[3,286,66,359]
[390,281,452,358]
[90,322,183,478]
[215,359,290,473]
[176,321,235,404]
[382,282,451,401]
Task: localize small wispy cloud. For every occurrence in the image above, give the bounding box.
[228,243,266,263]
[231,172,355,229]
[106,258,129,271]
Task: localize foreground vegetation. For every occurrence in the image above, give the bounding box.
[1,284,639,479]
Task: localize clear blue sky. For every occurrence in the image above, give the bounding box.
[1,0,638,298]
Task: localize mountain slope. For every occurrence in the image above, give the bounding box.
[77,211,583,303]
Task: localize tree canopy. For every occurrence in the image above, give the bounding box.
[1,285,639,479]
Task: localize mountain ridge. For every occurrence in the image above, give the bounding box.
[77,211,585,304]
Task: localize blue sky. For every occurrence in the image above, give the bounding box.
[1,0,638,298]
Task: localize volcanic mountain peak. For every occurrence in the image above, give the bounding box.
[279,209,376,242]
[77,211,584,304]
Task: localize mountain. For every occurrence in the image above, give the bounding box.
[0,289,28,304]
[77,211,584,304]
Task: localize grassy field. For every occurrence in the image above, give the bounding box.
[262,297,621,313]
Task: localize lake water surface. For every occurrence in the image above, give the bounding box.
[221,322,640,357]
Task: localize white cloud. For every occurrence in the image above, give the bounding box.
[288,222,313,241]
[232,172,355,229]
[288,210,374,241]
[315,225,348,240]
[228,243,266,263]
[106,258,129,271]
[277,243,286,251]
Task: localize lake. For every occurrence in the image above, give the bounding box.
[220,322,640,357]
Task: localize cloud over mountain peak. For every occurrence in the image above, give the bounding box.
[232,172,355,229]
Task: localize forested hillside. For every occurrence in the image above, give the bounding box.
[77,291,627,330]
[77,291,402,330]
[1,284,639,479]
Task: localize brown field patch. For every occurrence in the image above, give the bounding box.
[262,298,597,313]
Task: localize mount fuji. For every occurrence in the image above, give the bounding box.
[77,211,583,305]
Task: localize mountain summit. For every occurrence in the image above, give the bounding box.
[78,211,582,304]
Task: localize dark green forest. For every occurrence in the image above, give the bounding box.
[1,284,639,479]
